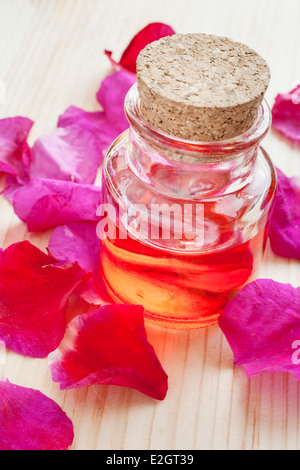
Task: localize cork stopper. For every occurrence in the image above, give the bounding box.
[136,33,270,141]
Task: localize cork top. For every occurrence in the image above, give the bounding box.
[136,33,270,141]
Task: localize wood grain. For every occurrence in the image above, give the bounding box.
[0,0,300,450]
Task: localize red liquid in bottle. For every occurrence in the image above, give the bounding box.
[100,219,268,329]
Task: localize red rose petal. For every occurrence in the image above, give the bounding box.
[49,304,168,400]
[0,117,33,178]
[272,84,300,142]
[0,377,74,450]
[219,279,300,379]
[268,167,300,259]
[105,22,175,73]
[48,222,110,305]
[0,241,87,358]
[13,178,102,231]
[30,125,101,184]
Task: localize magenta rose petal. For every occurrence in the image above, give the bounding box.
[0,377,74,450]
[57,106,106,136]
[0,241,87,358]
[105,22,175,73]
[29,125,101,184]
[3,175,23,202]
[58,106,120,162]
[58,71,135,160]
[58,105,121,160]
[48,222,111,305]
[0,117,33,178]
[219,279,300,379]
[268,167,300,259]
[272,85,300,142]
[13,178,102,231]
[49,304,168,400]
[96,70,136,128]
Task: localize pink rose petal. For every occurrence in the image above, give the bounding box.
[105,22,175,73]
[30,125,101,184]
[49,304,168,400]
[58,70,135,160]
[57,105,106,136]
[58,106,120,160]
[3,174,24,202]
[0,116,33,178]
[0,377,74,450]
[268,167,300,259]
[0,241,87,358]
[272,84,300,142]
[13,178,102,231]
[96,70,136,129]
[219,279,300,379]
[48,222,110,305]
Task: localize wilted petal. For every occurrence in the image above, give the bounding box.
[0,241,87,358]
[49,304,168,400]
[0,378,74,450]
[219,279,300,379]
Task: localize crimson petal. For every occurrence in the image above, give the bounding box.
[0,241,87,358]
[105,22,175,73]
[49,304,168,400]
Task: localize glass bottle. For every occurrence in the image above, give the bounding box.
[99,83,277,329]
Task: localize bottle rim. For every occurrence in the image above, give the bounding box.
[125,83,271,159]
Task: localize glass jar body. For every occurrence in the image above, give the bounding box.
[99,86,277,329]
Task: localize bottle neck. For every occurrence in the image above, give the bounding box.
[124,84,271,200]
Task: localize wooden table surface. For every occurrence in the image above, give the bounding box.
[0,0,300,451]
